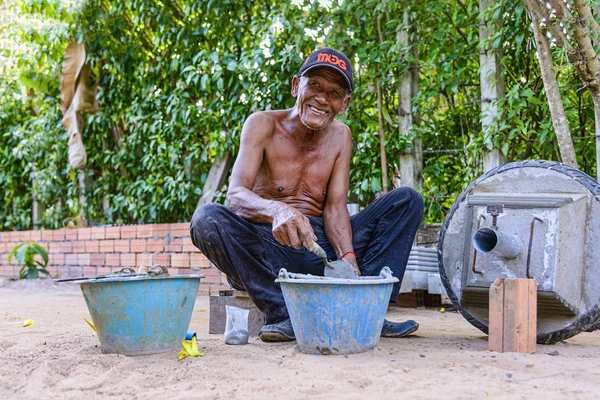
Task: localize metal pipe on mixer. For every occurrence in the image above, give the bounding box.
[472,227,523,259]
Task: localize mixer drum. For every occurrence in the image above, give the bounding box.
[438,160,600,344]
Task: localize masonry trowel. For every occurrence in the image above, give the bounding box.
[307,242,359,279]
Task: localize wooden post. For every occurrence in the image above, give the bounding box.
[479,0,506,172]
[488,278,537,353]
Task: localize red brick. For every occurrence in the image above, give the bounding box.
[99,240,115,253]
[171,222,189,238]
[0,242,6,253]
[91,227,105,240]
[78,228,92,240]
[136,253,152,266]
[197,285,210,296]
[40,230,51,241]
[65,254,78,265]
[0,232,3,241]
[113,239,129,253]
[120,226,137,239]
[191,253,211,268]
[97,266,112,275]
[120,253,135,267]
[60,242,73,253]
[201,268,222,284]
[85,240,100,253]
[49,242,61,253]
[146,239,164,252]
[171,254,190,268]
[105,253,120,267]
[19,231,31,241]
[90,254,104,266]
[72,240,86,253]
[30,230,42,241]
[182,237,197,252]
[131,239,146,253]
[53,229,66,241]
[83,266,97,276]
[153,253,170,265]
[50,254,65,265]
[137,225,153,238]
[105,226,121,239]
[7,231,19,241]
[65,228,78,240]
[152,224,170,238]
[165,238,182,252]
[77,253,91,266]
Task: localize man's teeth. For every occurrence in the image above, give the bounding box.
[309,106,326,115]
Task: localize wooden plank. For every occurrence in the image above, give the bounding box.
[527,279,537,353]
[504,279,525,352]
[488,278,505,352]
[196,152,233,208]
[489,278,537,354]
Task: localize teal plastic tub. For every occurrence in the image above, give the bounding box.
[276,267,398,355]
[78,270,201,356]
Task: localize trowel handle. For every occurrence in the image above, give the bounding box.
[308,242,328,261]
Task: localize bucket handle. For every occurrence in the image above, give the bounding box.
[147,264,169,277]
[278,266,395,280]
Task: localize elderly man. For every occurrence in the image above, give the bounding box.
[190,48,423,342]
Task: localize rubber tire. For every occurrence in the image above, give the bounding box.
[438,160,600,344]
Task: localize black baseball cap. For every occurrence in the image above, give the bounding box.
[299,48,354,93]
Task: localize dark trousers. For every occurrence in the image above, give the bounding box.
[189,187,424,324]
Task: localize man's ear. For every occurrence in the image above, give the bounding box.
[291,75,300,97]
[337,95,352,115]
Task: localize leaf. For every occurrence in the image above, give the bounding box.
[84,318,97,332]
[22,319,34,327]
[30,244,49,266]
[381,107,394,126]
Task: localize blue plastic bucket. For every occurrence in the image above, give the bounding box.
[276,267,398,355]
[78,273,200,355]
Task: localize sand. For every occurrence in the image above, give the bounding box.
[1,278,599,399]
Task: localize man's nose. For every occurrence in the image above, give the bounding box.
[314,91,328,103]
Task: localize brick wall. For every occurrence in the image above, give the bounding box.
[0,223,231,295]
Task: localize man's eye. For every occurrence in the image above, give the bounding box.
[330,91,343,100]
[309,80,320,88]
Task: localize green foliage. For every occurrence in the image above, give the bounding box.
[0,0,597,229]
[8,241,50,279]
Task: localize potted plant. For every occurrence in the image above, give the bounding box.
[8,242,50,279]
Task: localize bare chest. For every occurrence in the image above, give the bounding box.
[254,133,338,197]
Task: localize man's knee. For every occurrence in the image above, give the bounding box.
[388,187,424,214]
[189,203,228,244]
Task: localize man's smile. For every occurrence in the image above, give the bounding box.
[308,105,327,115]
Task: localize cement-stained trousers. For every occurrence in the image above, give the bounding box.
[189,187,424,324]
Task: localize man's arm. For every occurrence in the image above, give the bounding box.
[322,124,359,273]
[226,112,316,249]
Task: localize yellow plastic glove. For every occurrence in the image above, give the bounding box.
[178,332,204,360]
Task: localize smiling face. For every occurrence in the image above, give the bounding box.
[291,67,352,131]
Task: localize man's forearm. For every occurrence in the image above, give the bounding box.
[227,187,282,223]
[322,206,353,258]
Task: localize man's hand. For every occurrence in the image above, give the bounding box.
[272,203,316,249]
[340,253,360,276]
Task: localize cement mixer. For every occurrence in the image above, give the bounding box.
[438,160,600,344]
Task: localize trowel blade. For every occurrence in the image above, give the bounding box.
[323,260,359,279]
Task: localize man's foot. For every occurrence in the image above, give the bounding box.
[381,319,419,338]
[259,318,296,342]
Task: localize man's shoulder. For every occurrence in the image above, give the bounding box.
[328,119,351,138]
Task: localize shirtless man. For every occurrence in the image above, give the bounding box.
[190,48,424,342]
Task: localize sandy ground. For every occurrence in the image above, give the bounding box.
[1,279,599,400]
